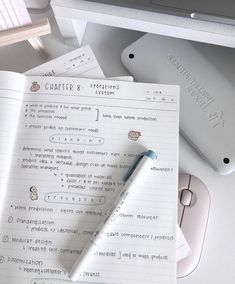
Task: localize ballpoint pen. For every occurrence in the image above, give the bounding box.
[69,149,157,282]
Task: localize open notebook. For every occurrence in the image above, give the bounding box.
[0,71,179,284]
[25,45,189,264]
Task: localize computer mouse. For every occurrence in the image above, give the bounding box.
[177,174,210,278]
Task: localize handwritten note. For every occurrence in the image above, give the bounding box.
[0,73,179,284]
[26,45,189,264]
[25,45,105,79]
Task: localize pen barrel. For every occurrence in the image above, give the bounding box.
[69,154,155,281]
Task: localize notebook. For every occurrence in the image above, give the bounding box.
[25,44,190,264]
[25,45,105,79]
[0,59,179,284]
[25,44,190,263]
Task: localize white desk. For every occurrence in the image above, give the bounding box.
[0,7,235,284]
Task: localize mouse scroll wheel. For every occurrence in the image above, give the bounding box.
[180,189,193,206]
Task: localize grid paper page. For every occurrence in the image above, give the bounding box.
[0,0,31,31]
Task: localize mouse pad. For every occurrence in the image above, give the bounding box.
[121,34,235,174]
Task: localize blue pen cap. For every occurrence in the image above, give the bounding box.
[145,150,157,160]
[123,150,157,182]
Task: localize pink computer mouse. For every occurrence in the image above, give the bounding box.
[177,174,210,278]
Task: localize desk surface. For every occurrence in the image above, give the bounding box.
[0,7,235,284]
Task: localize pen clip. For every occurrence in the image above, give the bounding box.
[123,150,157,182]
